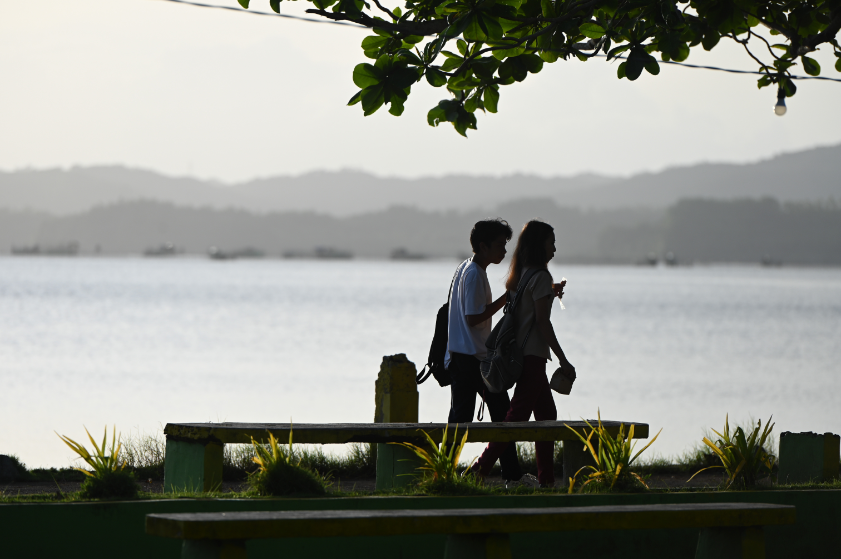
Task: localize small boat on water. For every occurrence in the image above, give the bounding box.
[391,247,426,260]
[208,247,265,260]
[11,242,79,256]
[283,247,353,260]
[144,243,178,257]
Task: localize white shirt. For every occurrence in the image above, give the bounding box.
[445,258,492,366]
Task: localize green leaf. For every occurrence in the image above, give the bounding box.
[836,58,841,73]
[347,91,363,106]
[521,54,543,73]
[579,23,606,39]
[269,0,281,13]
[625,48,647,81]
[702,32,720,51]
[352,63,383,89]
[441,57,463,71]
[540,0,554,17]
[607,45,630,60]
[457,39,468,56]
[311,0,336,9]
[362,36,389,49]
[801,56,820,76]
[388,97,406,116]
[782,78,797,97]
[644,58,660,75]
[427,105,447,127]
[756,75,772,89]
[464,94,478,113]
[426,67,449,87]
[389,67,421,89]
[617,61,626,79]
[237,0,249,7]
[360,83,386,115]
[484,86,499,113]
[395,49,423,66]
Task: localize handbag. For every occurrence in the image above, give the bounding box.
[549,364,576,395]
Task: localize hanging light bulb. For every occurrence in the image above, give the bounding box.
[774,87,787,116]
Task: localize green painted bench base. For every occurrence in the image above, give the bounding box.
[146,503,795,559]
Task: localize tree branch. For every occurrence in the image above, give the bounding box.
[370,0,398,22]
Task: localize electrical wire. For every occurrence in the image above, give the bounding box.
[154,0,363,26]
[155,0,841,82]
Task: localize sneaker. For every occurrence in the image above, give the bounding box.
[505,473,539,489]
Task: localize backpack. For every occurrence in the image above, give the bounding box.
[416,265,461,387]
[479,268,545,393]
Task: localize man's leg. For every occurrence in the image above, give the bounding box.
[484,389,522,481]
[447,353,477,423]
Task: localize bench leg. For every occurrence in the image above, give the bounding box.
[182,540,246,559]
[444,534,512,559]
[375,443,423,491]
[695,526,765,559]
[164,438,224,493]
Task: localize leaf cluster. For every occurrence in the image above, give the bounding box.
[247,430,327,496]
[566,410,662,493]
[239,0,841,134]
[390,424,477,483]
[688,414,776,489]
[56,426,128,479]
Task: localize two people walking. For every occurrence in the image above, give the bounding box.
[445,218,575,488]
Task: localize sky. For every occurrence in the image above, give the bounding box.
[1,0,840,183]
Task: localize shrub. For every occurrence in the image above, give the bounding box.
[390,425,486,495]
[566,411,662,493]
[247,432,326,496]
[56,426,138,499]
[80,470,139,500]
[688,415,775,488]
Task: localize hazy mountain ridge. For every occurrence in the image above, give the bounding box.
[1,144,839,216]
[3,197,839,264]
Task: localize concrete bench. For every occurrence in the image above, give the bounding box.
[146,502,795,559]
[163,420,649,491]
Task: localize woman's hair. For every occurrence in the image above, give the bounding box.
[505,220,554,291]
[470,218,513,253]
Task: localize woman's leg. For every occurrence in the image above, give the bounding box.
[475,357,546,477]
[530,361,557,485]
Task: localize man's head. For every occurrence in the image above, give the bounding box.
[470,218,513,264]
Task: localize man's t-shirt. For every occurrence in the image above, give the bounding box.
[513,267,555,359]
[445,258,492,367]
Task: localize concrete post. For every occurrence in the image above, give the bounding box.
[778,431,840,484]
[374,353,422,490]
[164,438,224,493]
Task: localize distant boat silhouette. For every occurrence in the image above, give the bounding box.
[144,243,178,257]
[283,247,353,260]
[11,242,79,256]
[391,248,426,260]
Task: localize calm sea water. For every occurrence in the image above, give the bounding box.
[1,256,839,468]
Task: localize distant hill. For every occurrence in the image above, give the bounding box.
[2,197,838,264]
[20,199,659,260]
[1,144,838,216]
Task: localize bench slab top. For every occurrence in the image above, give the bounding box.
[163,420,649,444]
[146,503,795,540]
